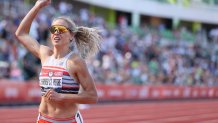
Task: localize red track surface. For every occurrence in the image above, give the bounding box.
[0,100,218,123]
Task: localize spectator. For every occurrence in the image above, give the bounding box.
[0,1,217,87]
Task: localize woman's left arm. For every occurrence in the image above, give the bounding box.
[68,57,98,104]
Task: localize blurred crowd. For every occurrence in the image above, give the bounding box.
[0,1,217,86]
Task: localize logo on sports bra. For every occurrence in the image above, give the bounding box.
[48,71,53,77]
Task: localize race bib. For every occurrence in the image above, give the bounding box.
[39,71,63,88]
[40,77,62,88]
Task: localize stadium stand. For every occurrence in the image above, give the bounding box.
[0,0,218,103]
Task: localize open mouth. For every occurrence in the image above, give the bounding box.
[54,37,61,41]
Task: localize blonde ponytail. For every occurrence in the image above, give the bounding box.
[75,26,102,59]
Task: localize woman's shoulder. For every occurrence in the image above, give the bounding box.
[68,53,86,67]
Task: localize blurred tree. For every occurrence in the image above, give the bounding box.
[167,0,177,4]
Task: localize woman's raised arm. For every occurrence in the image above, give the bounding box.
[15,0,51,59]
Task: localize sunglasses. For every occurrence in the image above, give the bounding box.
[49,25,71,34]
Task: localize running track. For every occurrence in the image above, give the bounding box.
[0,100,218,123]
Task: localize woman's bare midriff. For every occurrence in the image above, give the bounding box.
[39,96,78,118]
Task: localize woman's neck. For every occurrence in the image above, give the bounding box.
[53,47,71,59]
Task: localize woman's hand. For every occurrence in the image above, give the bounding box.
[35,0,51,8]
[44,89,64,102]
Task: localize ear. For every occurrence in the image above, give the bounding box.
[70,32,75,37]
[70,37,75,42]
[70,33,75,41]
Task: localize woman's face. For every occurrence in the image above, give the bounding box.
[50,19,73,47]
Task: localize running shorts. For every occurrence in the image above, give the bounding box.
[37,111,83,123]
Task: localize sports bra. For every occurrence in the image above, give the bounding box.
[39,52,80,95]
